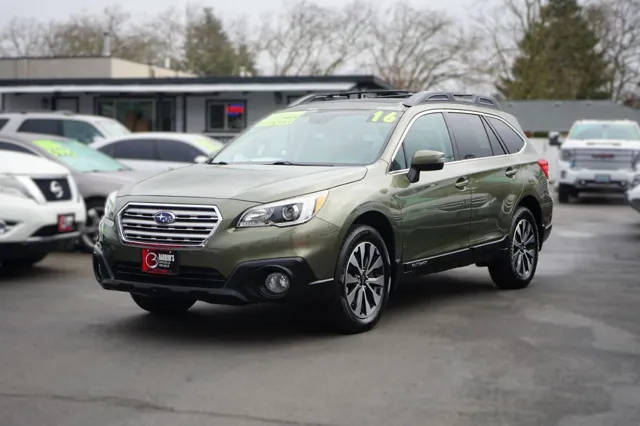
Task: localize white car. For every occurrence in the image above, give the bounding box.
[556,120,640,202]
[627,177,640,214]
[91,132,224,173]
[0,111,130,144]
[0,151,86,266]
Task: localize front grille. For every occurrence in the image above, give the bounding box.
[113,262,226,288]
[572,149,635,171]
[118,203,221,247]
[32,177,72,201]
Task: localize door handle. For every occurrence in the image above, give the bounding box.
[505,167,517,178]
[455,177,469,190]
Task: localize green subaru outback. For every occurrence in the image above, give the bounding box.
[94,91,553,333]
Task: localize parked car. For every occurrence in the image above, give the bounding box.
[91,133,224,173]
[0,133,149,251]
[627,176,640,214]
[0,151,86,266]
[0,111,130,144]
[93,90,553,333]
[556,120,640,202]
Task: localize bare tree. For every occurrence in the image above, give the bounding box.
[587,0,640,101]
[256,1,372,76]
[366,2,479,90]
[0,17,46,56]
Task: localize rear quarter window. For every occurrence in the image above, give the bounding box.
[0,119,8,130]
[486,117,525,153]
[18,119,63,136]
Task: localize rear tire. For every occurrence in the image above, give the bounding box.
[558,184,572,203]
[330,225,392,334]
[488,207,539,290]
[130,293,195,315]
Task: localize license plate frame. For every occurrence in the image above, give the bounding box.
[141,249,178,275]
[57,214,75,232]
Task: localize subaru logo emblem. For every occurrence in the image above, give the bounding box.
[153,211,176,225]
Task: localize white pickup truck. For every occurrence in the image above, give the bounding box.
[0,151,86,266]
[556,120,640,203]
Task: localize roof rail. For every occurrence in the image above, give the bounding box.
[403,91,501,109]
[288,90,413,107]
[0,110,76,115]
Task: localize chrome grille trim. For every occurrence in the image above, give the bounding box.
[117,202,222,247]
[571,148,634,171]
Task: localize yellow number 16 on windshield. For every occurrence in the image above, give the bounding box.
[369,111,398,123]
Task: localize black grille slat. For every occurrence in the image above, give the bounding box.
[113,262,226,288]
[119,203,221,247]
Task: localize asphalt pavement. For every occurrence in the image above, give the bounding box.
[1,195,639,426]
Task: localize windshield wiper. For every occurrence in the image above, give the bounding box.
[209,161,228,165]
[270,161,296,165]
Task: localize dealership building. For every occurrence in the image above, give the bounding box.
[0,56,391,140]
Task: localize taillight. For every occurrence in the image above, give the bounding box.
[538,159,550,180]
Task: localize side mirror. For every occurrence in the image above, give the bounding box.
[194,155,208,164]
[548,131,562,147]
[407,150,444,183]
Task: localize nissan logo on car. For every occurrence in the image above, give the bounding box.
[153,211,176,225]
[49,180,64,199]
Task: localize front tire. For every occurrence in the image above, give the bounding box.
[130,293,196,315]
[488,207,539,290]
[331,225,392,334]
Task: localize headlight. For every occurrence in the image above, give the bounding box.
[632,175,640,188]
[561,149,573,162]
[103,191,118,221]
[0,174,36,201]
[237,191,328,228]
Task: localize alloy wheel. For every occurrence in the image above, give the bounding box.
[511,219,537,280]
[344,241,386,320]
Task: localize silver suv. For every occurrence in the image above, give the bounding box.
[0,111,130,144]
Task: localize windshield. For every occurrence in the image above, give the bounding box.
[31,139,130,173]
[95,119,131,137]
[212,109,400,165]
[190,136,225,155]
[568,122,640,141]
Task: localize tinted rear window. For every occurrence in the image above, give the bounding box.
[106,140,156,160]
[486,117,525,153]
[446,113,493,160]
[18,119,62,136]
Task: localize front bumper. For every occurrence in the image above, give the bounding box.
[558,161,634,192]
[93,243,334,304]
[0,231,80,259]
[95,205,341,304]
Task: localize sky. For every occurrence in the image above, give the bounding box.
[1,0,482,26]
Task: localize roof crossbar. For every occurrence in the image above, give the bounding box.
[288,90,413,107]
[287,89,501,110]
[402,91,501,109]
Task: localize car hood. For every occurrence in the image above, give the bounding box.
[121,163,368,203]
[75,169,154,198]
[563,139,640,150]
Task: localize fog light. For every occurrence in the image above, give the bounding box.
[265,272,290,294]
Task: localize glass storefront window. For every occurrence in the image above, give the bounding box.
[95,98,175,132]
[206,100,246,132]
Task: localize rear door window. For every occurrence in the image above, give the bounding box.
[156,140,202,162]
[391,113,454,170]
[105,140,156,160]
[62,120,103,143]
[446,113,493,160]
[0,119,8,130]
[486,117,525,153]
[18,119,62,136]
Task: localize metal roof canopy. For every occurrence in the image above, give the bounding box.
[0,82,358,94]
